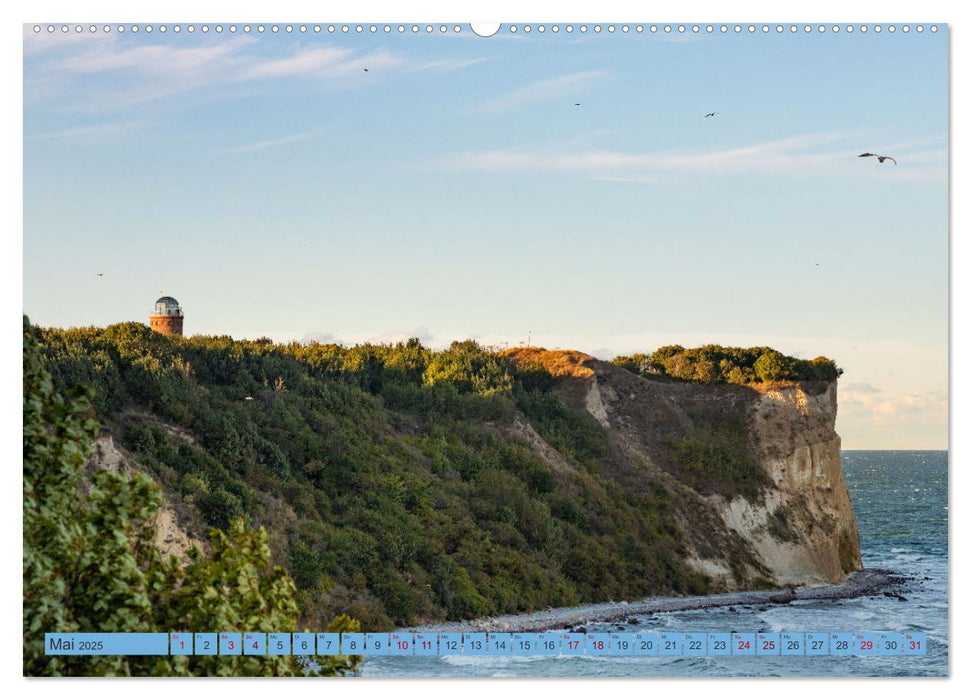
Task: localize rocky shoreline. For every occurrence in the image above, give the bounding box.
[417,569,908,633]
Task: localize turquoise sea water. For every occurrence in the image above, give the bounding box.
[362,450,948,677]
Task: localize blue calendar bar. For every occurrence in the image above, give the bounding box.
[902,632,927,655]
[757,633,780,655]
[45,633,169,656]
[684,632,706,656]
[781,632,805,656]
[367,632,390,655]
[219,632,242,656]
[170,632,192,655]
[513,632,538,655]
[708,633,731,656]
[438,632,462,655]
[46,631,929,657]
[611,632,634,655]
[268,633,290,655]
[194,633,217,656]
[390,632,413,655]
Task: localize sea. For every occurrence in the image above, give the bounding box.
[362,450,949,677]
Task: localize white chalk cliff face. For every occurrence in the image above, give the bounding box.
[714,383,861,585]
[86,434,207,562]
[550,360,862,590]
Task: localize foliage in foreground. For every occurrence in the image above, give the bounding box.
[23,319,358,676]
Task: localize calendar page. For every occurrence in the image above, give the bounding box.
[21,13,948,681]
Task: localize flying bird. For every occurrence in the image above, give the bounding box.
[858,152,897,165]
[574,103,581,106]
[704,112,718,118]
[363,68,369,72]
[97,272,103,277]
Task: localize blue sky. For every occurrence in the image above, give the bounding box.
[22,24,948,448]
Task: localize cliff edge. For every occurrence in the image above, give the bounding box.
[515,353,861,588]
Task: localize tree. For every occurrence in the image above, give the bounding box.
[23,317,358,677]
[753,350,789,382]
[423,340,514,395]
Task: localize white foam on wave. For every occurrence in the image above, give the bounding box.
[440,654,541,668]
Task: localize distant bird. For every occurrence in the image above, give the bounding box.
[363,68,369,72]
[704,112,718,118]
[97,272,103,277]
[858,152,897,165]
[574,103,580,106]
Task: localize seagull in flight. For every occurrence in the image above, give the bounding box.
[704,112,718,118]
[858,152,897,165]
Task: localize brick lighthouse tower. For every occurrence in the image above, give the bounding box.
[150,295,184,336]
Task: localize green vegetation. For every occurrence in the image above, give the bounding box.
[613,345,842,385]
[23,318,359,676]
[766,505,800,543]
[664,413,767,501]
[30,321,711,636]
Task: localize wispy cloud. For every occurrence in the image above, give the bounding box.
[441,131,947,181]
[410,57,489,73]
[59,41,243,76]
[25,119,146,143]
[243,47,402,79]
[24,34,485,114]
[216,131,314,155]
[477,70,606,113]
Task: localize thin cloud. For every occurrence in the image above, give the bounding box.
[243,47,403,80]
[443,131,947,181]
[410,57,489,73]
[25,119,146,143]
[477,70,606,113]
[25,36,482,115]
[216,132,313,155]
[840,388,948,424]
[59,40,244,76]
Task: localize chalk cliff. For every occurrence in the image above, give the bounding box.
[533,357,861,588]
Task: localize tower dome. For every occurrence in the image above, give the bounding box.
[150,295,184,336]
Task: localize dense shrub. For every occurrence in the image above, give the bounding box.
[612,344,842,384]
